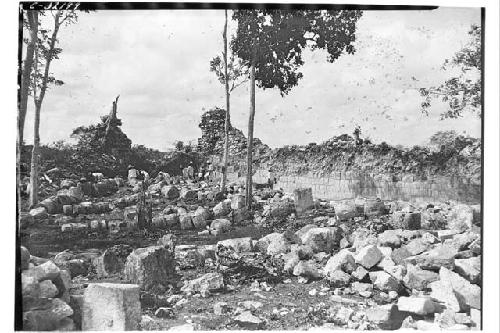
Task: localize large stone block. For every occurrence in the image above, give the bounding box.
[293,188,314,215]
[299,227,342,253]
[82,283,141,331]
[124,246,177,290]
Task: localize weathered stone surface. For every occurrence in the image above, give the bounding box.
[231,194,246,210]
[378,230,401,248]
[176,247,205,270]
[283,251,300,274]
[210,219,231,234]
[24,260,60,282]
[23,298,73,331]
[192,206,210,229]
[39,280,58,298]
[323,249,356,277]
[365,304,407,330]
[293,188,314,215]
[403,266,440,291]
[82,283,140,331]
[448,204,474,231]
[22,274,40,298]
[20,246,30,270]
[391,246,412,265]
[293,260,321,279]
[268,200,295,219]
[94,244,133,278]
[369,271,401,292]
[405,238,430,255]
[355,245,383,269]
[351,228,378,250]
[403,212,421,230]
[327,270,351,287]
[29,206,48,220]
[364,198,386,217]
[429,280,464,312]
[180,188,198,201]
[234,311,264,329]
[446,231,479,251]
[454,256,481,284]
[179,214,194,230]
[256,233,290,256]
[351,265,369,281]
[124,246,177,290]
[181,272,224,296]
[213,200,231,217]
[217,237,253,254]
[161,185,180,200]
[299,227,342,253]
[439,266,481,310]
[213,301,230,315]
[333,200,359,221]
[397,297,439,316]
[405,245,458,271]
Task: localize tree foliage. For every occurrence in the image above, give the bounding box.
[197,107,231,156]
[420,25,482,119]
[231,10,362,95]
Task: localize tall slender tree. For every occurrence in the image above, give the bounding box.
[19,10,39,148]
[231,9,363,208]
[29,10,78,206]
[210,9,248,191]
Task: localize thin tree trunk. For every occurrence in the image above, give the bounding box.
[19,10,38,147]
[245,58,256,209]
[221,9,230,191]
[29,13,61,206]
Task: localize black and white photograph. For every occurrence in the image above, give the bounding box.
[6,1,500,331]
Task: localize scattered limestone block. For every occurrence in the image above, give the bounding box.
[181,272,224,297]
[397,297,439,316]
[23,298,74,331]
[179,214,194,230]
[323,249,357,276]
[192,206,210,229]
[299,227,342,253]
[24,260,61,282]
[355,245,383,269]
[439,266,481,310]
[293,188,314,215]
[378,230,401,248]
[20,246,30,270]
[39,280,58,298]
[29,207,48,220]
[22,274,40,298]
[454,256,481,284]
[369,271,401,293]
[213,200,231,217]
[429,280,464,312]
[82,283,141,331]
[403,266,439,291]
[293,260,321,279]
[124,246,177,290]
[448,204,474,231]
[234,311,264,329]
[231,194,246,210]
[217,237,253,254]
[256,233,290,256]
[404,245,457,271]
[332,200,359,221]
[210,219,231,234]
[161,185,180,200]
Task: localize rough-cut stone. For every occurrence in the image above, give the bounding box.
[213,301,230,315]
[94,245,133,278]
[39,280,58,298]
[124,246,177,290]
[234,311,264,329]
[231,194,245,210]
[293,260,321,279]
[23,298,73,331]
[22,274,40,298]
[192,206,210,229]
[217,237,253,254]
[161,185,180,200]
[355,245,383,269]
[179,214,194,230]
[181,272,224,296]
[293,188,314,215]
[351,228,378,250]
[404,245,458,271]
[210,219,232,234]
[403,266,440,291]
[299,227,342,253]
[24,260,60,282]
[364,198,386,217]
[351,265,369,281]
[29,206,49,220]
[405,238,430,255]
[439,266,481,310]
[403,212,421,230]
[369,271,401,293]
[454,256,481,284]
[397,297,439,316]
[323,249,356,276]
[20,246,30,270]
[429,280,464,312]
[82,283,140,331]
[327,270,351,287]
[333,200,359,221]
[448,204,474,231]
[283,251,300,273]
[176,247,205,270]
[383,264,406,281]
[256,233,290,256]
[213,200,231,217]
[391,246,412,265]
[365,304,407,330]
[378,230,401,248]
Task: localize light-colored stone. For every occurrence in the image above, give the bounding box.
[299,227,342,253]
[181,272,224,296]
[293,260,321,279]
[192,206,210,229]
[369,271,401,293]
[403,266,439,291]
[323,249,356,276]
[448,204,474,231]
[430,280,464,312]
[454,256,481,284]
[355,245,383,269]
[234,311,264,329]
[439,266,481,310]
[39,280,58,298]
[82,283,140,331]
[257,233,290,256]
[179,214,194,230]
[378,230,401,248]
[397,297,439,316]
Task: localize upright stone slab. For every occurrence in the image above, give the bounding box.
[124,246,177,290]
[82,283,140,331]
[293,188,314,215]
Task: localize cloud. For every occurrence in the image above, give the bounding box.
[23,7,482,150]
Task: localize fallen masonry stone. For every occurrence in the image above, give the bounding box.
[24,260,60,282]
[454,256,481,284]
[179,214,194,230]
[214,301,230,315]
[369,271,401,293]
[404,245,458,271]
[22,275,40,298]
[391,246,412,265]
[364,198,386,217]
[293,188,314,215]
[23,298,73,331]
[378,230,401,248]
[283,252,300,274]
[377,256,397,271]
[299,227,342,253]
[210,219,232,234]
[383,264,407,281]
[403,266,439,291]
[448,204,474,231]
[332,200,358,221]
[39,280,58,298]
[397,297,439,316]
[352,281,373,294]
[155,307,175,319]
[366,304,407,330]
[192,206,210,229]
[82,283,140,331]
[94,245,133,278]
[181,272,224,296]
[355,245,383,269]
[446,231,479,252]
[29,207,48,220]
[405,238,430,256]
[327,270,351,287]
[231,194,245,210]
[239,300,263,310]
[180,188,198,201]
[217,237,253,254]
[161,185,180,200]
[21,246,30,270]
[157,233,177,251]
[256,233,290,256]
[124,246,177,290]
[439,266,481,310]
[429,280,464,312]
[437,229,461,242]
[213,200,231,217]
[323,249,356,277]
[234,311,264,329]
[351,265,369,281]
[293,260,321,279]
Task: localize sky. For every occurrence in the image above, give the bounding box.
[23,7,482,150]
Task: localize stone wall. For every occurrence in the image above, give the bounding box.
[272,171,480,204]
